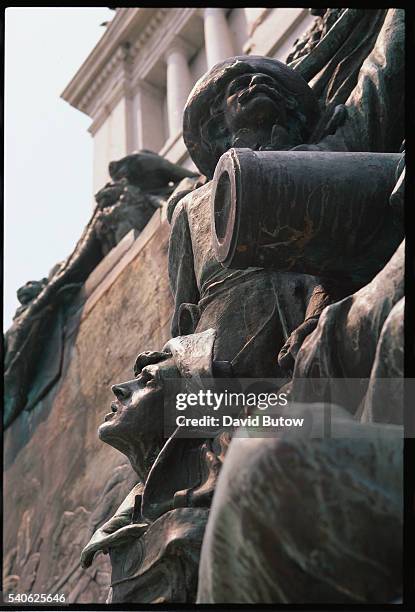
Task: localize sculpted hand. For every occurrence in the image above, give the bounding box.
[80,516,148,568]
[277,317,319,371]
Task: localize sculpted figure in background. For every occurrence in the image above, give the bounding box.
[94,150,198,254]
[4,151,196,429]
[288,9,403,151]
[81,329,230,604]
[13,278,48,319]
[283,7,404,368]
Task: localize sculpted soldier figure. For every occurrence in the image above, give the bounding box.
[12,278,48,319]
[81,329,230,604]
[94,150,198,255]
[169,55,336,380]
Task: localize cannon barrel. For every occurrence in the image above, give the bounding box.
[211,149,402,283]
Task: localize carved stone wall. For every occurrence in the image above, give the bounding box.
[3,212,173,603]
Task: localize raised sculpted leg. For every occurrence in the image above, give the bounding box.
[197,421,402,603]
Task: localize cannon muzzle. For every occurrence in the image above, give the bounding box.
[211,148,402,283]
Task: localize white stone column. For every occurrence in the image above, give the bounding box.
[203,8,234,70]
[165,42,193,138]
[135,80,166,153]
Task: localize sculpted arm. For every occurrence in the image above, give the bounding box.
[314,9,404,152]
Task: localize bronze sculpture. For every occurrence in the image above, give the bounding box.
[80,7,405,604]
[169,56,332,380]
[196,8,405,603]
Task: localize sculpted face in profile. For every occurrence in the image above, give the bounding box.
[17,279,48,305]
[98,351,177,481]
[82,330,228,604]
[11,278,48,320]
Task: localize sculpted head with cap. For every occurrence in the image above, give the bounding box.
[98,329,217,482]
[183,56,320,178]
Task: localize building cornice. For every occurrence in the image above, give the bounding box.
[61,8,170,115]
[87,75,129,136]
[130,9,197,90]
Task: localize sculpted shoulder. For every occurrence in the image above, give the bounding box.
[170,181,213,226]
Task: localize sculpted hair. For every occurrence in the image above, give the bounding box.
[133,350,172,377]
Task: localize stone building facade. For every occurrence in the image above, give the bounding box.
[62,8,314,192]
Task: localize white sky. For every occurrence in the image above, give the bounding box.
[4,7,114,330]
